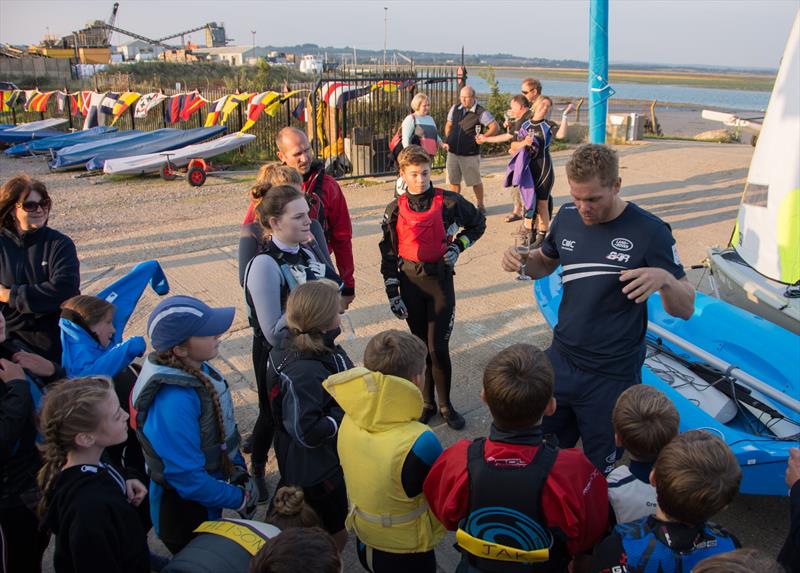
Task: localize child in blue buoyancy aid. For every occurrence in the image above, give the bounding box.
[590,430,742,573]
[131,295,258,554]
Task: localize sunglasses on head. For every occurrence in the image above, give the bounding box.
[16,198,51,212]
[522,89,530,95]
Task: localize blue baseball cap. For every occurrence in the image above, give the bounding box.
[147,295,235,352]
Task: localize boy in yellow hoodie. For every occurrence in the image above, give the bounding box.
[323,329,445,573]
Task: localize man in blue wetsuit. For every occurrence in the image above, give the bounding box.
[502,143,695,474]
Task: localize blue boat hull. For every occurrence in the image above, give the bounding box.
[5,126,119,156]
[0,129,65,144]
[534,269,799,496]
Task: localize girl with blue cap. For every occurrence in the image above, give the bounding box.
[130,295,258,554]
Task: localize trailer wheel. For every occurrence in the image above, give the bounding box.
[187,165,207,187]
[159,162,177,181]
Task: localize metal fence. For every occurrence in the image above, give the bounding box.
[0,66,463,178]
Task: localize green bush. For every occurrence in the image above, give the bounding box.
[477,66,511,156]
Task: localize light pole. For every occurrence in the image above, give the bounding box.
[383,7,388,67]
[251,30,256,65]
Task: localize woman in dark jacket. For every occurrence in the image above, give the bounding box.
[267,279,352,552]
[0,312,64,572]
[0,174,80,362]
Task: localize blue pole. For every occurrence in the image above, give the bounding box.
[589,0,609,143]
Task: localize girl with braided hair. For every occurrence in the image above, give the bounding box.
[130,295,258,554]
[38,376,150,573]
[267,279,352,551]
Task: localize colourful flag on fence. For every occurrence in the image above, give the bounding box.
[3,90,22,110]
[241,90,303,133]
[134,92,166,119]
[99,92,120,117]
[83,92,107,129]
[204,96,226,127]
[292,98,306,121]
[79,91,94,116]
[110,92,141,125]
[23,90,38,110]
[56,91,66,114]
[180,91,207,121]
[28,91,54,113]
[0,90,14,112]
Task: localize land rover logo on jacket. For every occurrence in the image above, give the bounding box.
[611,238,633,251]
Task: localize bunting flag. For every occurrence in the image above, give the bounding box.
[3,90,22,110]
[319,82,371,109]
[28,91,54,113]
[179,91,207,121]
[79,91,94,116]
[241,90,303,133]
[99,92,121,116]
[56,91,67,114]
[70,94,79,116]
[83,92,107,130]
[204,96,227,127]
[371,80,403,92]
[203,93,251,127]
[23,89,39,110]
[134,92,166,119]
[109,92,141,125]
[292,98,306,121]
[165,93,185,124]
[0,90,15,112]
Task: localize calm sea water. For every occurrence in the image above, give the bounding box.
[468,75,770,112]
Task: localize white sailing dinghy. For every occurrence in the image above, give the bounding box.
[102,132,256,176]
[708,11,800,335]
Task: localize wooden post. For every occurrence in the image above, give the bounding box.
[575,98,584,123]
[650,99,659,136]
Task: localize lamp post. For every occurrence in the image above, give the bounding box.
[383,7,388,67]
[251,30,256,65]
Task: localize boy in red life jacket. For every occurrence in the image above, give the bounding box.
[379,145,486,430]
[423,344,608,572]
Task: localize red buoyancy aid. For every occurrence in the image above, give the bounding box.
[397,189,447,263]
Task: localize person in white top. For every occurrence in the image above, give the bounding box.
[607,385,680,524]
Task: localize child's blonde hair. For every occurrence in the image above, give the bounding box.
[397,145,432,170]
[285,279,341,355]
[252,163,303,202]
[363,330,426,381]
[37,377,114,516]
[265,486,321,530]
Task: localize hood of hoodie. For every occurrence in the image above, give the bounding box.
[60,317,104,369]
[323,367,423,431]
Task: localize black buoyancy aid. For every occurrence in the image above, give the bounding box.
[243,239,333,342]
[456,438,568,573]
[446,104,486,156]
[397,189,447,263]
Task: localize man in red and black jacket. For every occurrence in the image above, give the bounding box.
[276,127,355,307]
[423,344,608,572]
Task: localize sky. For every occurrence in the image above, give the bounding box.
[0,0,797,69]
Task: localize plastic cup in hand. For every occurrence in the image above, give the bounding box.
[474,124,482,139]
[339,311,356,341]
[515,236,532,281]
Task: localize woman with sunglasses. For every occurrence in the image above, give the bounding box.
[0,174,80,362]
